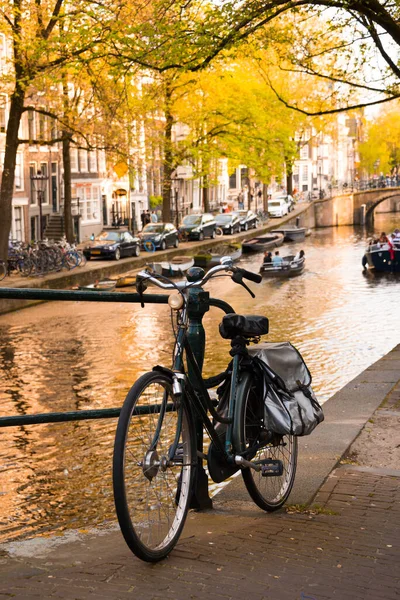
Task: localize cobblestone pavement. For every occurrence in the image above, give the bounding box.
[0,463,399,600]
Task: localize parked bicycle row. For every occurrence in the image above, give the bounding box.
[0,238,87,281]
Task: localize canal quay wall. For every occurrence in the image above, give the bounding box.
[0,345,399,600]
[0,202,316,315]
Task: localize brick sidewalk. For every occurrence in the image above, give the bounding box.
[0,464,399,600]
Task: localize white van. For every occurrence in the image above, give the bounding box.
[268,197,290,218]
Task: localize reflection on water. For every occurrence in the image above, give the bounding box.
[1,213,400,542]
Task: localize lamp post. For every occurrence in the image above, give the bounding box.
[317,156,323,199]
[31,170,49,240]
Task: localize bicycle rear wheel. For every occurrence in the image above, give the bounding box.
[234,372,297,511]
[113,370,195,562]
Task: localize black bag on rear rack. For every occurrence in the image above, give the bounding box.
[248,342,324,436]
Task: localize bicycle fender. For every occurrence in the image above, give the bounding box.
[152,365,174,379]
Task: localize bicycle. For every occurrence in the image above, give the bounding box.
[113,261,298,562]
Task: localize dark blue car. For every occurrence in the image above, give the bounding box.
[140,223,179,251]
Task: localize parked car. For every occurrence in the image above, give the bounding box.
[233,209,258,230]
[140,222,179,250]
[83,230,140,261]
[179,213,216,240]
[267,197,290,218]
[215,213,242,234]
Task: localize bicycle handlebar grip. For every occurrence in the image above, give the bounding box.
[238,268,262,284]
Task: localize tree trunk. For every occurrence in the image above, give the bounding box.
[62,134,74,243]
[0,87,25,260]
[285,159,293,195]
[286,169,293,195]
[62,75,74,243]
[162,83,173,223]
[202,178,210,213]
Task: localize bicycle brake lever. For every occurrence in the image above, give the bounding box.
[232,272,255,298]
[135,276,148,307]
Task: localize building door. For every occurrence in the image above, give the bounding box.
[51,163,58,213]
[30,216,37,242]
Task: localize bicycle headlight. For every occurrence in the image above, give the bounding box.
[168,293,184,310]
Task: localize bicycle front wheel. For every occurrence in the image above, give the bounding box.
[234,372,297,511]
[113,371,195,562]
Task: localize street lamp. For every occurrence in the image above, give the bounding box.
[30,169,48,240]
[317,155,323,199]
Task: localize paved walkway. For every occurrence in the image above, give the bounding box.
[0,347,399,599]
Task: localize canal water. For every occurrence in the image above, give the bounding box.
[1,213,400,542]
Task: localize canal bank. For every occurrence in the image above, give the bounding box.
[0,345,399,599]
[0,202,315,315]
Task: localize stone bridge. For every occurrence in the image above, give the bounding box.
[314,187,400,227]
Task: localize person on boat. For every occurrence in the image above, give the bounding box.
[390,229,400,247]
[294,249,305,261]
[263,251,272,264]
[272,251,283,267]
[378,232,395,259]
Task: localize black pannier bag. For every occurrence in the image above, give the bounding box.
[248,342,324,436]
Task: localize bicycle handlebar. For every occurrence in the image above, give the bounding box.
[136,262,262,296]
[237,268,262,284]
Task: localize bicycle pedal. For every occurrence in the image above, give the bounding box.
[261,460,283,477]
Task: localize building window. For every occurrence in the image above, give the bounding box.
[38,111,46,140]
[300,144,309,159]
[78,185,100,222]
[302,165,308,182]
[30,163,37,204]
[14,207,23,241]
[0,94,6,133]
[15,153,23,190]
[28,109,35,141]
[89,151,97,172]
[40,162,49,204]
[70,149,78,172]
[79,149,88,172]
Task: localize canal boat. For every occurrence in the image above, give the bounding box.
[242,233,284,253]
[115,276,136,288]
[362,242,400,272]
[270,227,307,242]
[193,243,242,268]
[260,254,305,278]
[147,256,194,277]
[78,280,117,291]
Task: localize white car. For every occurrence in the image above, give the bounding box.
[268,197,290,218]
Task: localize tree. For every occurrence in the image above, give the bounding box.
[112,0,400,114]
[360,103,400,176]
[0,0,112,258]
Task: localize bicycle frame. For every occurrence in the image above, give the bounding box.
[170,285,243,469]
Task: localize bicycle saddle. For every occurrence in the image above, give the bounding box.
[219,314,269,339]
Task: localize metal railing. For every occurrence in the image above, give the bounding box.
[0,288,233,429]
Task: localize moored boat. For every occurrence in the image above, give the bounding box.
[193,243,242,268]
[78,280,117,291]
[363,242,400,272]
[147,255,194,277]
[260,255,305,278]
[242,233,284,253]
[270,227,307,242]
[115,276,136,288]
